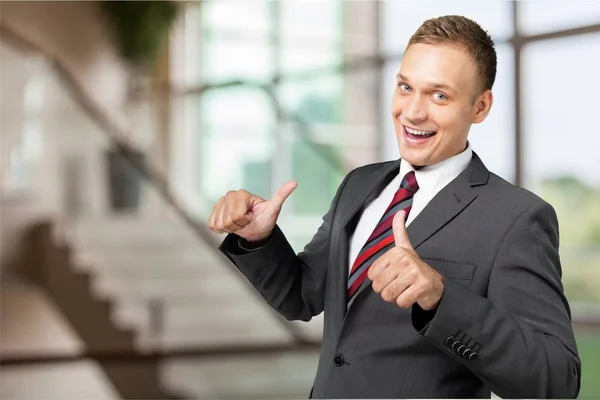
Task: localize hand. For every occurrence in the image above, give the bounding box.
[208,181,298,242]
[367,210,444,310]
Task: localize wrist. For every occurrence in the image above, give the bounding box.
[240,231,273,246]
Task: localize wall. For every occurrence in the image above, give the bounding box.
[1,281,120,399]
[0,3,141,397]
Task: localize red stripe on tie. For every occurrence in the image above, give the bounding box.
[349,234,395,279]
[347,171,418,302]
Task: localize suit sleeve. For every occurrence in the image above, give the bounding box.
[218,171,354,322]
[412,199,581,399]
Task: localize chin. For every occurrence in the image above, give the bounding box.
[398,147,430,167]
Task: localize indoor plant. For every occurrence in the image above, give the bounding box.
[99,1,183,211]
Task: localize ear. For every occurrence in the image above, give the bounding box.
[471,89,493,124]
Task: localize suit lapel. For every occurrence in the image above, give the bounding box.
[346,152,490,311]
[406,174,477,249]
[332,161,398,321]
[339,161,400,280]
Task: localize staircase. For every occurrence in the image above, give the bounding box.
[33,211,323,398]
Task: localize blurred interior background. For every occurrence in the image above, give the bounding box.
[1,1,599,399]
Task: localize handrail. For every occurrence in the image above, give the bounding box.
[0,22,321,345]
[0,21,355,217]
[0,341,322,366]
[0,22,221,249]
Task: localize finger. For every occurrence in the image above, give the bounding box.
[210,199,226,233]
[231,205,253,228]
[380,276,412,303]
[208,198,220,231]
[215,202,233,233]
[393,210,413,249]
[367,256,391,281]
[269,180,298,209]
[395,285,420,308]
[223,202,251,232]
[371,266,401,294]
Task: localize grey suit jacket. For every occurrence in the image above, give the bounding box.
[219,152,581,399]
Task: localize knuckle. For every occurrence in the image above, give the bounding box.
[396,296,411,308]
[368,263,379,280]
[232,210,245,222]
[381,287,395,302]
[372,280,382,293]
[223,216,236,229]
[400,251,411,262]
[407,267,418,280]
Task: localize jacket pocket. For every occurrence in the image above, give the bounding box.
[420,258,476,281]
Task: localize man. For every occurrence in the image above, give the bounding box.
[209,15,581,399]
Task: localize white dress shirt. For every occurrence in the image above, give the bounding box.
[348,143,473,273]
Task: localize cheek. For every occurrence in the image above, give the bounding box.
[391,95,405,115]
[435,109,466,132]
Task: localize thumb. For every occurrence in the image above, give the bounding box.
[269,180,298,210]
[393,210,413,249]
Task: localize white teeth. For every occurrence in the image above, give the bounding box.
[406,126,436,136]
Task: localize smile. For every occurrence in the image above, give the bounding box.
[403,125,438,142]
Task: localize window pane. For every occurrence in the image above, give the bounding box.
[380,1,512,56]
[202,0,271,36]
[467,44,515,182]
[277,76,343,123]
[280,0,341,42]
[199,89,275,203]
[522,34,600,310]
[202,38,272,82]
[519,1,600,36]
[279,1,342,74]
[201,88,274,126]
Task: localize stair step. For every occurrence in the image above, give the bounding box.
[157,330,294,350]
[116,302,283,327]
[114,303,296,349]
[162,351,319,398]
[112,302,323,346]
[73,249,225,271]
[93,276,254,300]
[70,218,201,238]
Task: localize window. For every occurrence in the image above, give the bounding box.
[522,33,600,305]
[380,0,512,57]
[519,1,600,35]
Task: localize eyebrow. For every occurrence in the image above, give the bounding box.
[396,73,456,94]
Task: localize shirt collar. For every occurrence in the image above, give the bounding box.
[399,142,473,193]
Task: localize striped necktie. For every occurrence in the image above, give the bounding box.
[347,170,419,302]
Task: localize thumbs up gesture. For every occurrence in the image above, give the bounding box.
[367,210,445,311]
[208,181,298,243]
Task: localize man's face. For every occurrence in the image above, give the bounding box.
[391,42,492,167]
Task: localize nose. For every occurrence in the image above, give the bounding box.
[403,95,428,123]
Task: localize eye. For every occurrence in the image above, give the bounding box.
[433,92,448,101]
[398,83,412,92]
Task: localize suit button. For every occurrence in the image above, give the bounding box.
[457,345,466,353]
[468,352,479,361]
[462,348,472,358]
[451,341,461,350]
[445,336,455,346]
[334,354,345,367]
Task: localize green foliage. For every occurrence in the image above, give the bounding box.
[576,331,600,399]
[100,1,183,69]
[538,176,600,247]
[537,176,600,304]
[296,94,341,124]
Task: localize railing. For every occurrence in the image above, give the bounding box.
[0,21,350,354]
